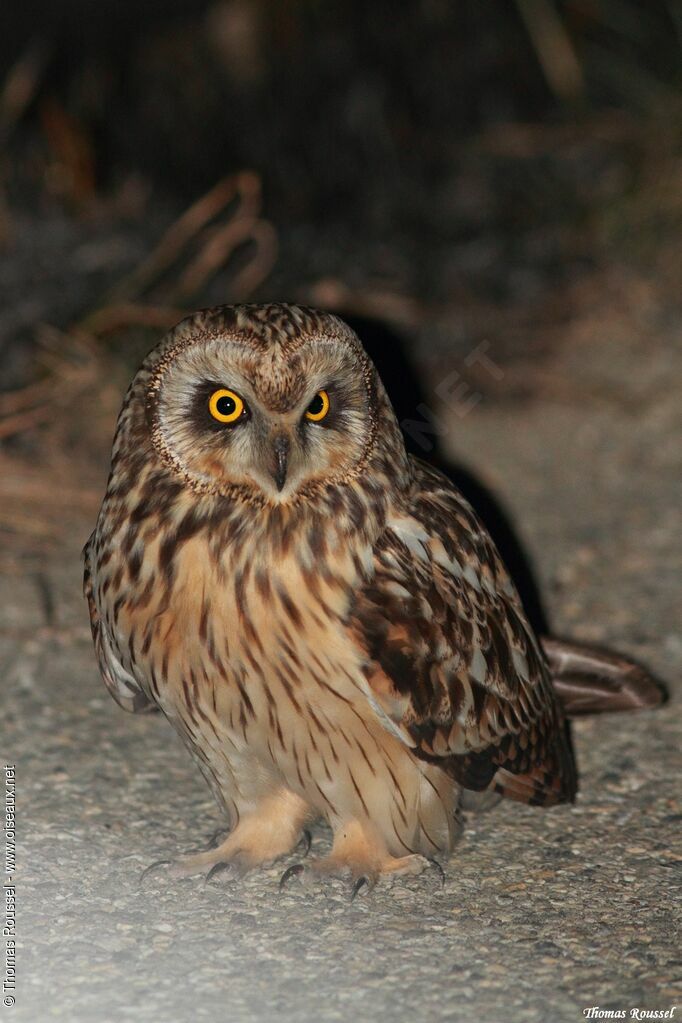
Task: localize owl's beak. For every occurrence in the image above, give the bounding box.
[271,434,290,492]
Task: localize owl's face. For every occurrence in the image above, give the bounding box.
[146,324,377,502]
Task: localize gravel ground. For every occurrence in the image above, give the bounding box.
[2,279,681,1023]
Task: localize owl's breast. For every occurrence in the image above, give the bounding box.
[95,518,458,853]
[114,528,374,747]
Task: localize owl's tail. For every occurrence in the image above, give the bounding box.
[542,637,666,717]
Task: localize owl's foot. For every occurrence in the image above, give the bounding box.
[201,827,312,883]
[279,852,441,897]
[141,789,311,882]
[279,819,446,896]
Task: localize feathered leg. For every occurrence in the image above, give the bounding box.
[142,788,312,881]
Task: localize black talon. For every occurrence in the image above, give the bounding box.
[279,863,304,890]
[298,829,312,858]
[139,859,171,885]
[350,876,374,901]
[205,861,231,884]
[425,857,446,886]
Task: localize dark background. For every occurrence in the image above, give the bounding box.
[2,1,681,325]
[0,0,680,587]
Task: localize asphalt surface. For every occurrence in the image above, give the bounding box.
[2,281,681,1023]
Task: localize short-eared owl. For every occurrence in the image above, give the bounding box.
[84,304,655,888]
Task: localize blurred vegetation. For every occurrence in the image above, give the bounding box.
[0,1,680,561]
[2,2,681,233]
[1,0,680,361]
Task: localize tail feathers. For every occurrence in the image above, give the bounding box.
[542,637,667,717]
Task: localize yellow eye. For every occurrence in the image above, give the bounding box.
[305,389,330,422]
[208,389,246,424]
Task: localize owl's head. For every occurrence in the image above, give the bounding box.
[140,304,403,504]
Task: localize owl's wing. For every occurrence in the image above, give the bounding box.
[349,459,576,806]
[83,543,156,714]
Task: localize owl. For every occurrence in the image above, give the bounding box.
[84,304,656,892]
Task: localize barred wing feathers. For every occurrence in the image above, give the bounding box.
[351,460,577,807]
[83,539,156,714]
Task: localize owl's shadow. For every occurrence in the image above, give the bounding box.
[344,314,549,636]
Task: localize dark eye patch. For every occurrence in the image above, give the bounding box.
[192,382,249,433]
[301,384,352,436]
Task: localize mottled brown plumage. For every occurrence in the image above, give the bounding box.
[84,303,652,887]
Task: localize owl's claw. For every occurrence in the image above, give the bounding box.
[425,856,446,886]
[279,863,305,890]
[278,862,378,899]
[350,875,376,901]
[278,831,311,887]
[205,861,232,884]
[139,859,171,885]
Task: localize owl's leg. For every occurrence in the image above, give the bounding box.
[280,818,444,894]
[145,789,312,880]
